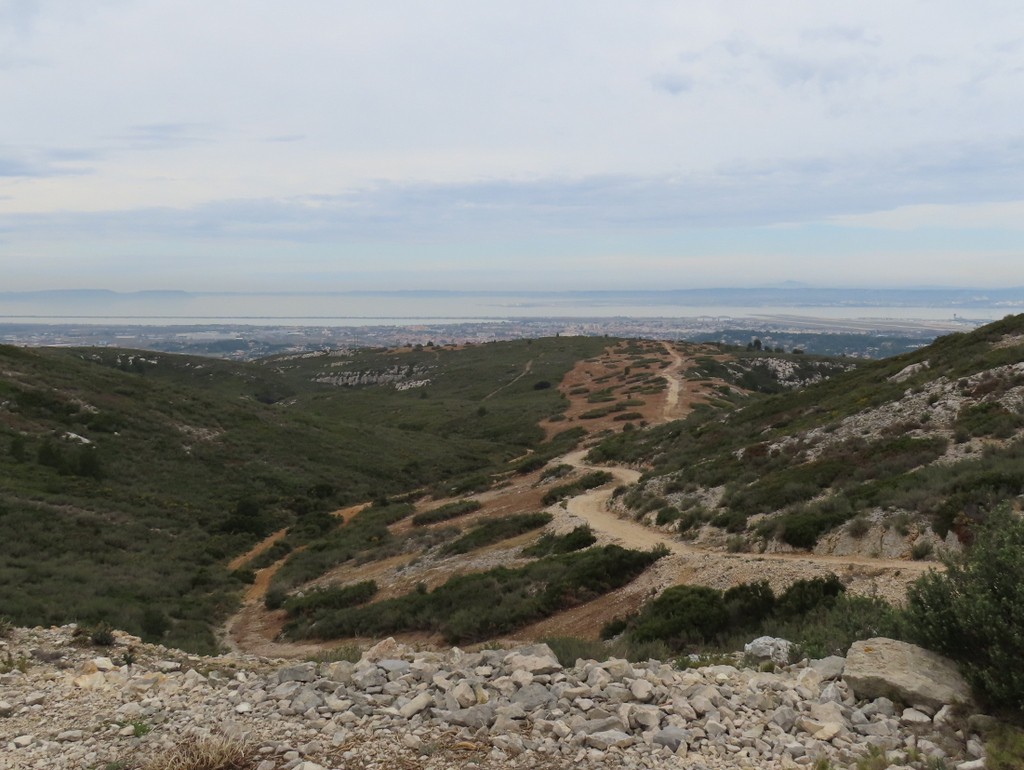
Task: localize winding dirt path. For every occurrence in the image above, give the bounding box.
[483,359,533,401]
[224,340,939,655]
[661,341,687,421]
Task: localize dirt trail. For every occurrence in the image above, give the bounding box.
[223,503,369,656]
[661,341,686,421]
[483,359,533,400]
[228,528,287,572]
[561,449,933,577]
[224,340,938,656]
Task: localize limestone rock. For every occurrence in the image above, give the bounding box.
[745,636,793,665]
[844,638,973,710]
[653,726,690,752]
[360,636,411,662]
[810,656,846,681]
[585,729,634,750]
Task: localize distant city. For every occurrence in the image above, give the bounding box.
[1,287,1018,360]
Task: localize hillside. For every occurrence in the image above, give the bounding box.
[0,337,608,651]
[594,315,1024,556]
[6,318,1022,662]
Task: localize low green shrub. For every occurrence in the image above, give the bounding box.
[986,724,1024,770]
[906,507,1024,714]
[412,499,482,526]
[523,526,596,557]
[291,544,663,644]
[542,636,608,666]
[442,513,553,555]
[283,580,378,617]
[90,622,116,647]
[541,471,613,505]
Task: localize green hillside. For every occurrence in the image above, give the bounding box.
[594,314,1024,550]
[0,337,607,651]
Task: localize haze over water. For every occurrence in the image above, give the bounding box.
[0,290,1015,328]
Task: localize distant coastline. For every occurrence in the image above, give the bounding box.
[0,287,1020,327]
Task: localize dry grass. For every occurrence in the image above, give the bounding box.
[141,736,255,770]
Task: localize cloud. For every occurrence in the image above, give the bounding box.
[4,133,1024,243]
[650,73,694,95]
[799,26,877,46]
[115,123,214,151]
[0,147,95,178]
[830,201,1024,230]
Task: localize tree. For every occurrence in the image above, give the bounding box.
[906,507,1024,713]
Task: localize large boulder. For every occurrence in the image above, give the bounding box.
[744,636,793,665]
[843,638,973,710]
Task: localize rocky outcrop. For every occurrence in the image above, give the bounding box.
[0,627,989,770]
[843,638,974,710]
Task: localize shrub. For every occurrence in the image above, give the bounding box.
[523,526,596,557]
[412,499,481,526]
[987,724,1024,770]
[543,636,607,666]
[291,544,663,644]
[264,587,287,610]
[541,471,613,505]
[630,585,730,646]
[514,455,547,474]
[774,574,845,619]
[723,580,775,627]
[911,540,933,560]
[906,507,1024,713]
[655,506,681,526]
[847,516,871,538]
[442,513,553,555]
[141,735,253,770]
[90,622,116,647]
[284,580,378,618]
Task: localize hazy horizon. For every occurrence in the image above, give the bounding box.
[1,286,1019,328]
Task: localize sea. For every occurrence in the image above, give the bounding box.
[0,290,1019,326]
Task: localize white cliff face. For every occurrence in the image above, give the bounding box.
[314,364,433,389]
[0,626,989,770]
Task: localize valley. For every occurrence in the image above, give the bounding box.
[4,317,1024,665]
[223,340,937,658]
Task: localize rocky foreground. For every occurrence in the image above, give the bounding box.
[0,627,992,770]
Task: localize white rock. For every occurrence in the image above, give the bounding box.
[745,637,793,665]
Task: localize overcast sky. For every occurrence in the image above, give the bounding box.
[2,0,1023,291]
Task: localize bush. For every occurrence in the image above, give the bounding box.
[412,499,481,526]
[541,471,613,505]
[987,724,1024,770]
[90,622,116,646]
[630,585,730,646]
[291,544,664,644]
[543,636,607,666]
[264,587,287,610]
[442,513,553,555]
[911,540,933,560]
[141,735,253,770]
[723,580,775,626]
[523,526,596,557]
[775,574,845,619]
[906,507,1024,714]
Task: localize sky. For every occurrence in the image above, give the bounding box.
[2,0,1024,292]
